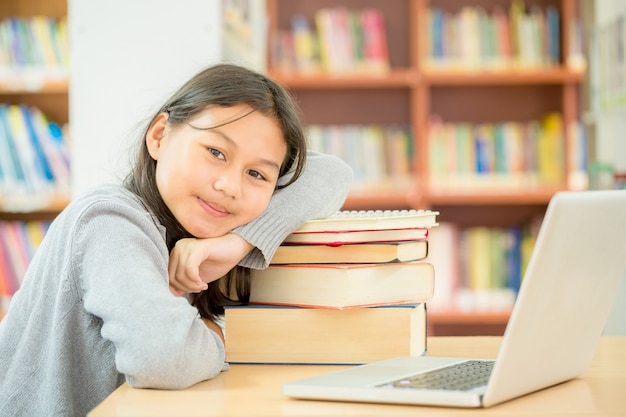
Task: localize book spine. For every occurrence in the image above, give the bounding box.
[0,104,70,211]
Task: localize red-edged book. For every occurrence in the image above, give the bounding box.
[249,261,435,309]
[282,209,438,245]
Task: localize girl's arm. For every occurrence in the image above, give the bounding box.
[168,151,352,293]
[234,151,353,269]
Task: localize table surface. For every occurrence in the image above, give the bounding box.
[88,336,626,417]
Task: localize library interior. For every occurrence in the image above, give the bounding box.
[1,0,625,416]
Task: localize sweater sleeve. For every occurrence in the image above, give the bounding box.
[233,151,353,269]
[77,199,225,389]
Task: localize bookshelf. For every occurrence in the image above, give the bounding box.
[266,0,586,335]
[0,0,68,124]
[0,0,69,317]
[0,0,69,214]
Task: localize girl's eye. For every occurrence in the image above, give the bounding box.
[209,148,225,160]
[248,169,266,181]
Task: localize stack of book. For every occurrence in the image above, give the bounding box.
[224,209,439,364]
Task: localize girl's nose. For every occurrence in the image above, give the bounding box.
[213,171,242,198]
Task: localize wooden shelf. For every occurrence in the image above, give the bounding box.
[0,195,70,221]
[423,67,584,85]
[426,189,562,205]
[0,78,69,94]
[268,69,418,89]
[428,310,511,336]
[430,310,511,324]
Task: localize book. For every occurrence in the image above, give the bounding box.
[224,303,426,364]
[270,240,428,264]
[292,209,439,233]
[360,8,390,73]
[249,261,434,309]
[283,229,431,246]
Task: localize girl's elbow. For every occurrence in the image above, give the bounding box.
[325,154,354,185]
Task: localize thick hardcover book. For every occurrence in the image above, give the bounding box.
[271,240,428,264]
[224,303,427,364]
[249,261,434,309]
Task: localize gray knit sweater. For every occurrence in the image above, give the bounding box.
[0,152,352,417]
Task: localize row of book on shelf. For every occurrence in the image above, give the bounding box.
[224,209,439,364]
[0,103,70,212]
[427,219,541,314]
[272,7,389,75]
[428,113,589,191]
[0,16,70,86]
[307,124,413,187]
[426,1,586,71]
[0,220,50,313]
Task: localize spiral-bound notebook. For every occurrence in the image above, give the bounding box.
[283,210,439,245]
[293,210,439,233]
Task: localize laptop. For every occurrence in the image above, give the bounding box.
[282,190,626,408]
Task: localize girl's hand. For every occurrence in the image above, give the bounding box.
[168,234,254,296]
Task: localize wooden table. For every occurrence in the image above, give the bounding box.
[88,336,626,416]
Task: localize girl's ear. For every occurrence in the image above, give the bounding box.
[146,112,169,160]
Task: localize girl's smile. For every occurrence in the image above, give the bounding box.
[198,198,229,218]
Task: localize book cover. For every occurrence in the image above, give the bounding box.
[224,303,426,364]
[271,240,428,264]
[249,261,434,309]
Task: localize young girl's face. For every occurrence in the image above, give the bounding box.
[146,104,287,238]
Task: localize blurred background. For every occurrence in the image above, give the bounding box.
[0,0,624,336]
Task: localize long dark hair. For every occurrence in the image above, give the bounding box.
[124,64,307,320]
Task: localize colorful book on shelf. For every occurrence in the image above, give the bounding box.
[291,14,320,74]
[0,105,25,191]
[224,303,426,364]
[0,229,11,296]
[270,240,428,264]
[360,8,390,73]
[0,221,29,292]
[249,261,434,309]
[306,124,413,185]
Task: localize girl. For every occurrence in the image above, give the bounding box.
[0,64,352,416]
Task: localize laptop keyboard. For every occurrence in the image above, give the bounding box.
[379,360,495,391]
